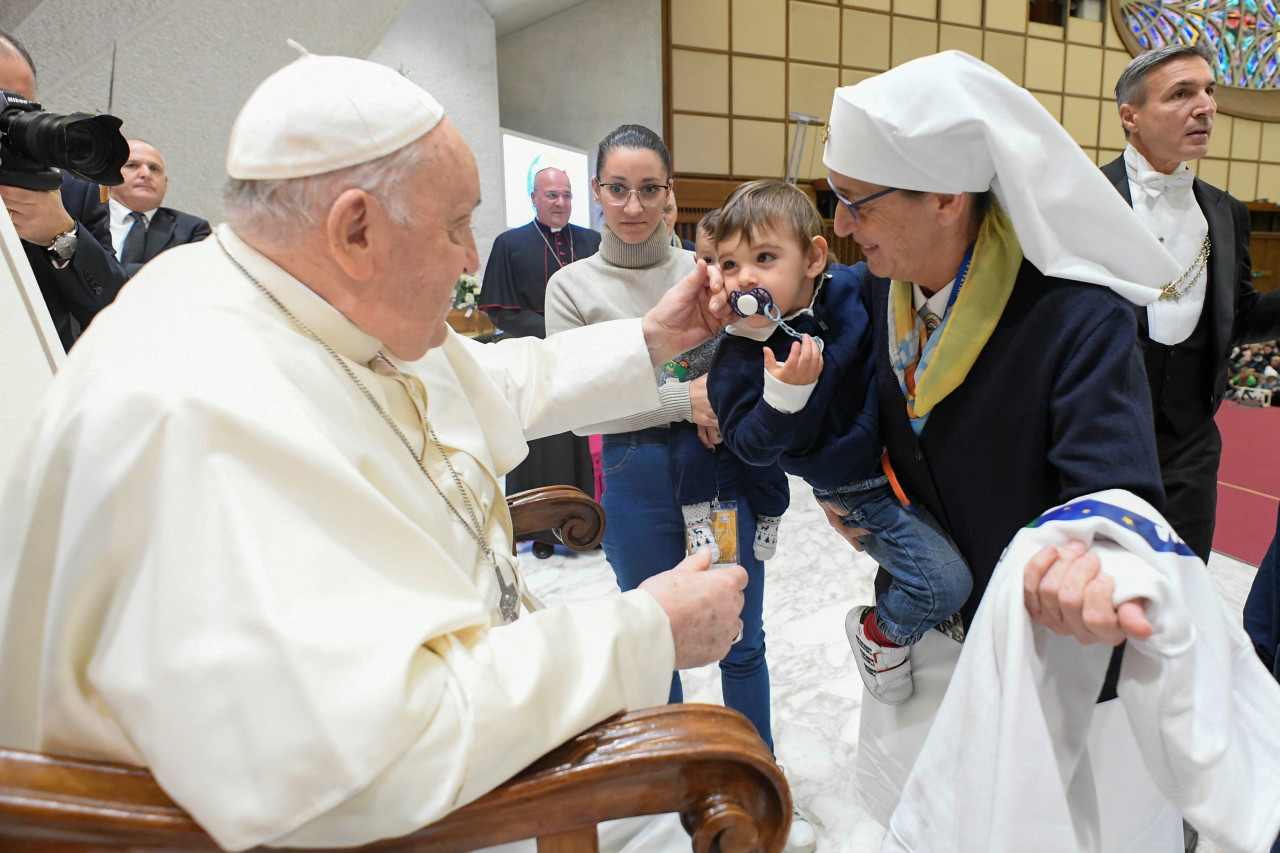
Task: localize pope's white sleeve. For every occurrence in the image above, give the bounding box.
[462,319,665,439]
[270,592,675,848]
[568,379,694,436]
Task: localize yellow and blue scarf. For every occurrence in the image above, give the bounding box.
[889,201,1022,434]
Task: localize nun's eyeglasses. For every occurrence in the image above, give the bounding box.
[827,177,898,223]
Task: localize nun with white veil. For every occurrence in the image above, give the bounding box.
[819,51,1280,852]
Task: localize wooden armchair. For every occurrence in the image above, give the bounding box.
[0,486,791,853]
[506,485,609,553]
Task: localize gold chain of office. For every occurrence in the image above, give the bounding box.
[1160,234,1211,301]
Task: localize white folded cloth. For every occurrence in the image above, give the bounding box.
[885,489,1280,853]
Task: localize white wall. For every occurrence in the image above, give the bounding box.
[369,0,504,270]
[497,0,662,181]
[13,0,415,222]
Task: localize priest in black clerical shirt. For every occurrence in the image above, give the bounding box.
[479,166,601,337]
[478,166,602,557]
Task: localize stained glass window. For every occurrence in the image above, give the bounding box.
[1116,0,1280,89]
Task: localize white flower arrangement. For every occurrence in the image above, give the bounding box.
[453,273,481,310]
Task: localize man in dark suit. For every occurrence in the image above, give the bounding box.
[0,30,127,352]
[1102,42,1280,564]
[108,139,212,276]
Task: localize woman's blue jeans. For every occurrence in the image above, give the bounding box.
[600,428,772,752]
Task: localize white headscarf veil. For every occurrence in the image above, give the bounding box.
[822,51,1181,304]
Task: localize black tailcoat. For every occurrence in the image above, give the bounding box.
[1100,155,1280,559]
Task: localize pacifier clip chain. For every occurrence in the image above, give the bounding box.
[729,286,825,352]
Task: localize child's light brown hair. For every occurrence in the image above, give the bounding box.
[713,180,832,272]
[696,208,719,241]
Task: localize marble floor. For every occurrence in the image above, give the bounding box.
[518,475,1262,853]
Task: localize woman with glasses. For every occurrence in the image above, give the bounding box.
[821,52,1196,850]
[545,124,816,853]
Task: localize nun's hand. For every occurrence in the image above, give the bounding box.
[1023,542,1152,646]
[641,259,733,367]
[819,498,868,552]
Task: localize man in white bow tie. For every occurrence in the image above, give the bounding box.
[1101,43,1280,565]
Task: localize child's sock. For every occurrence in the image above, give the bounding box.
[753,514,782,560]
[863,608,903,648]
[681,501,721,563]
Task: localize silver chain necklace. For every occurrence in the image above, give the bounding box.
[217,235,520,622]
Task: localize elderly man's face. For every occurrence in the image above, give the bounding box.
[1120,56,1216,173]
[110,140,169,213]
[531,168,572,230]
[377,120,480,359]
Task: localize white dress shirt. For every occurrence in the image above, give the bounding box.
[912,279,955,320]
[107,197,154,259]
[1123,145,1210,346]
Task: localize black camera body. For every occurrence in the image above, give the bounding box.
[0,89,128,191]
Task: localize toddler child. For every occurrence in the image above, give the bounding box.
[707,180,971,705]
[661,210,790,563]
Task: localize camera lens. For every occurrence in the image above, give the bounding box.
[0,109,128,185]
[60,117,128,180]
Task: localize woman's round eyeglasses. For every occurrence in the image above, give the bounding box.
[597,182,670,208]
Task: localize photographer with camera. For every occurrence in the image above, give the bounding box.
[0,30,127,352]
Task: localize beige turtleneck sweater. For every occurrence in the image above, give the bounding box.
[545,222,696,435]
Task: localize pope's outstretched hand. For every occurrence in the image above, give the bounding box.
[640,259,734,367]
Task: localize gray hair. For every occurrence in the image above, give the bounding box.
[1115,42,1215,110]
[223,140,428,245]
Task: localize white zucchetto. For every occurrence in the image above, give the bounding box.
[226,41,445,181]
[823,50,1181,305]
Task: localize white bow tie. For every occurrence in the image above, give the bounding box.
[1134,168,1194,200]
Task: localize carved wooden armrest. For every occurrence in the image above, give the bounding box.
[506,485,605,551]
[394,703,790,852]
[0,704,789,853]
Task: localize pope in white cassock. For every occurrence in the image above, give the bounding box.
[0,47,749,851]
